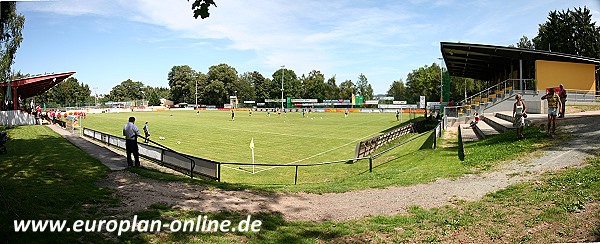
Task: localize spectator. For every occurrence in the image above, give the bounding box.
[558,84,567,118]
[512,94,527,139]
[541,88,562,138]
[123,116,141,167]
[467,112,480,128]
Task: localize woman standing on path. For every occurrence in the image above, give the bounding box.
[512,94,526,139]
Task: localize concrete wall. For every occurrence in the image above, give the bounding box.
[536,60,596,92]
[523,99,546,114]
[0,110,36,126]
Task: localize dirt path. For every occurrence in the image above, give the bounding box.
[97,116,600,222]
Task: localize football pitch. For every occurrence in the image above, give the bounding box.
[83,110,426,184]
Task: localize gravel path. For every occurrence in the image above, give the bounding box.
[97,116,600,222]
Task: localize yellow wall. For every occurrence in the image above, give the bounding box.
[535,60,596,91]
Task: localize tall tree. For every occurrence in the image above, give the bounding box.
[203,63,238,105]
[235,72,256,101]
[356,73,374,100]
[339,80,355,100]
[147,90,161,106]
[516,35,534,49]
[387,79,414,102]
[38,77,91,106]
[325,75,340,99]
[0,2,25,84]
[249,71,267,99]
[272,68,300,99]
[405,63,442,102]
[168,65,197,104]
[108,79,144,102]
[533,7,600,58]
[301,70,327,99]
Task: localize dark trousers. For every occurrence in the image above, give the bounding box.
[125,139,140,167]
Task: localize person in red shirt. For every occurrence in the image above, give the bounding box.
[468,112,480,128]
[558,84,567,118]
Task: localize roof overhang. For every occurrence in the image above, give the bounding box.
[1,71,76,98]
[441,42,600,80]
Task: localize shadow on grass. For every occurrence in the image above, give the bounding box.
[0,126,115,243]
[121,207,345,243]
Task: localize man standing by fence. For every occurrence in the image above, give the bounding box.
[123,116,141,167]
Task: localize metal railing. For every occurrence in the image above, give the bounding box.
[82,128,219,180]
[459,79,536,106]
[83,120,442,185]
[354,122,416,160]
[217,121,442,184]
[442,106,475,130]
[562,89,600,103]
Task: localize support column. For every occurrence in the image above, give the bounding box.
[12,86,17,110]
[519,59,523,91]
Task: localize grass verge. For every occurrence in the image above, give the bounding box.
[125,152,600,243]
[0,125,115,243]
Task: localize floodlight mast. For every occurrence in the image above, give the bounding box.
[281,65,285,111]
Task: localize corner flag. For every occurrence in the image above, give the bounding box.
[250,138,255,173]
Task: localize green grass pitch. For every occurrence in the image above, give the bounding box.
[83,110,421,184]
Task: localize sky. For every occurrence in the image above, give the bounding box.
[12,0,600,96]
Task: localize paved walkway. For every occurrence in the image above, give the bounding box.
[47,125,127,170]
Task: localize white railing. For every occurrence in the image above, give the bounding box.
[561,89,599,103]
[460,79,536,106]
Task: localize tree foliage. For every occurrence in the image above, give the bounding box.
[325,76,340,99]
[355,73,374,100]
[188,0,217,19]
[167,65,198,104]
[387,79,412,102]
[339,80,355,100]
[0,2,25,83]
[509,35,535,49]
[533,7,600,58]
[301,70,327,100]
[405,63,442,102]
[108,79,144,101]
[272,68,300,99]
[203,63,238,105]
[38,77,91,106]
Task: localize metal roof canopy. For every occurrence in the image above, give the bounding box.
[1,71,76,98]
[440,42,600,81]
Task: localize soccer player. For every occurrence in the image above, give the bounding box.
[267,109,271,117]
[345,108,349,118]
[396,110,400,121]
[302,108,305,118]
[231,109,235,121]
[249,109,252,117]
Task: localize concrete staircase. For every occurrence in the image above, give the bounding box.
[459,112,517,142]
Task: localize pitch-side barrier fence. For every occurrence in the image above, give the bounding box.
[83,120,442,184]
[82,128,219,180]
[218,120,442,184]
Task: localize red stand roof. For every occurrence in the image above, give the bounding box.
[1,71,76,98]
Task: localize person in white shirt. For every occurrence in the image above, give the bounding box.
[123,116,141,167]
